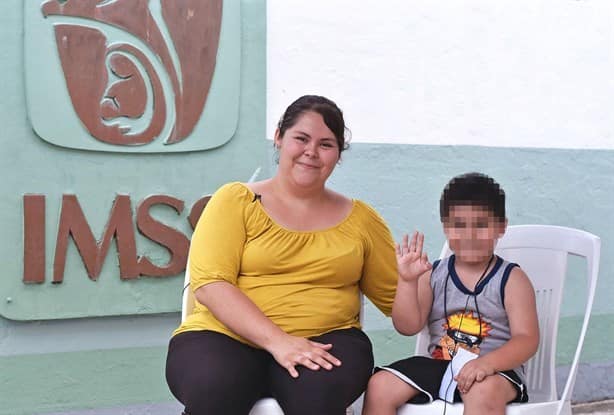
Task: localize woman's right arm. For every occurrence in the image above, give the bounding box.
[195,282,286,348]
[190,184,340,377]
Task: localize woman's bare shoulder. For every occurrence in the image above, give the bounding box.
[242,179,271,195]
[325,188,353,208]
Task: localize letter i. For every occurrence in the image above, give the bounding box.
[23,194,46,283]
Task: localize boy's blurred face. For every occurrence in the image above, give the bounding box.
[443,205,506,264]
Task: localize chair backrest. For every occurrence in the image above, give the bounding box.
[181,262,194,323]
[414,225,600,406]
[182,168,262,323]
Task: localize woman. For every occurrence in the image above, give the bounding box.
[166,95,398,415]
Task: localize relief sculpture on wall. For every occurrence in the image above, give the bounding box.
[41,0,222,146]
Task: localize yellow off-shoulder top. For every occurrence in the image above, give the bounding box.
[173,182,398,344]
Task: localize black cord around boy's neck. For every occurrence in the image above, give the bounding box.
[443,254,494,328]
[441,254,495,415]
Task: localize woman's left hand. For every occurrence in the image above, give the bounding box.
[267,333,342,378]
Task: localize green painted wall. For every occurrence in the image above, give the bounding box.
[1,346,172,415]
[327,144,613,316]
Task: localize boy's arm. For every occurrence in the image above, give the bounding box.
[455,267,540,394]
[391,232,433,335]
[392,269,433,335]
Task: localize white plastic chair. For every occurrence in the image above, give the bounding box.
[182,263,363,415]
[394,225,600,415]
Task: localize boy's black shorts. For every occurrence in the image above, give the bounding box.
[375,356,528,404]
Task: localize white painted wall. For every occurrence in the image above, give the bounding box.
[267,0,613,149]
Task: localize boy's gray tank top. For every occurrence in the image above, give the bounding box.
[427,255,525,381]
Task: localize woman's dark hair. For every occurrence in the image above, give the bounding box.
[440,172,506,222]
[277,95,350,153]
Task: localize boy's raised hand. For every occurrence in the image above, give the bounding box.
[396,232,432,282]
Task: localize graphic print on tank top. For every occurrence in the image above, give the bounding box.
[432,311,492,360]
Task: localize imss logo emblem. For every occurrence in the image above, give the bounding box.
[25,0,240,152]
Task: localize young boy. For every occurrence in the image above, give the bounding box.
[363,173,539,415]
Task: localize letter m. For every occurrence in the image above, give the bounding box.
[53,194,138,282]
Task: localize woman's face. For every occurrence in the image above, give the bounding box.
[274,111,341,189]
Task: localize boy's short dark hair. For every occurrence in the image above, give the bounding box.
[440,172,506,222]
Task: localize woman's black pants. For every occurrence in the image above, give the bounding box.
[165,328,374,415]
